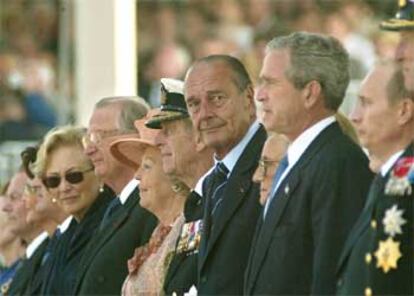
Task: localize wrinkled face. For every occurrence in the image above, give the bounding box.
[156,119,198,177]
[2,171,30,236]
[84,105,126,181]
[134,146,174,215]
[256,50,306,140]
[252,135,288,205]
[395,31,414,91]
[24,177,58,225]
[185,61,254,158]
[351,64,400,156]
[45,145,100,221]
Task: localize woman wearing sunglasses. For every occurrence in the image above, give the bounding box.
[110,112,187,296]
[33,125,112,295]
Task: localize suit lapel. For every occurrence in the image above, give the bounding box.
[247,123,341,292]
[199,125,266,272]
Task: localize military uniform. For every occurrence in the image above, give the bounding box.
[146,79,204,295]
[337,144,413,296]
[337,3,414,294]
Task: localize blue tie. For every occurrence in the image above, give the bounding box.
[263,154,289,218]
[199,162,229,257]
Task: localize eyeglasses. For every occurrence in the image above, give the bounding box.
[82,129,121,148]
[256,158,280,179]
[42,167,94,189]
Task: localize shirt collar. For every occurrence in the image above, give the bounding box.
[287,116,336,168]
[380,150,404,177]
[119,179,139,204]
[26,232,48,259]
[216,120,261,176]
[59,216,73,233]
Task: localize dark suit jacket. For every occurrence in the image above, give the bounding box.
[7,238,49,296]
[74,186,157,296]
[163,190,203,295]
[244,122,373,295]
[197,125,266,295]
[336,143,413,295]
[40,189,112,295]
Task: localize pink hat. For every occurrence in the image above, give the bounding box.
[110,109,161,169]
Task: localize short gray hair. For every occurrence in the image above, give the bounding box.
[266,32,350,111]
[95,96,150,133]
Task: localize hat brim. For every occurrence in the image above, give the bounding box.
[110,138,154,169]
[145,111,189,129]
[380,19,414,31]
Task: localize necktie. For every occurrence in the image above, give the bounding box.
[99,198,122,230]
[207,162,229,218]
[199,162,229,257]
[263,154,289,218]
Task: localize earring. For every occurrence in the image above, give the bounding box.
[99,185,104,193]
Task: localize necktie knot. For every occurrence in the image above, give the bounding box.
[215,162,229,180]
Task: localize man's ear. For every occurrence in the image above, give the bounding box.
[397,98,414,125]
[303,80,322,109]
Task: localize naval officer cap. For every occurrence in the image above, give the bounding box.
[381,0,414,31]
[145,78,189,129]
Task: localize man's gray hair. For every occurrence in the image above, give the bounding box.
[266,32,350,111]
[95,96,150,133]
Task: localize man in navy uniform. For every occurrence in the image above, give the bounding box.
[145,78,213,295]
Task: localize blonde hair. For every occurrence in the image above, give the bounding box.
[34,125,89,176]
[335,112,359,145]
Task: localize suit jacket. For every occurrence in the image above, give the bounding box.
[163,190,203,295]
[336,143,413,295]
[244,122,373,295]
[7,238,49,296]
[197,125,266,295]
[41,189,112,295]
[74,187,157,295]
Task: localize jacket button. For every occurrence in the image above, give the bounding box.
[200,276,207,283]
[365,253,372,264]
[337,278,343,287]
[98,276,105,283]
[365,287,372,296]
[370,220,377,229]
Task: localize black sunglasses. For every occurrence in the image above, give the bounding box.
[42,167,94,189]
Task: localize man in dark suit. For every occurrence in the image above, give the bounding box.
[244,32,373,295]
[184,55,266,295]
[145,78,213,295]
[337,61,413,295]
[74,97,157,295]
[2,170,46,296]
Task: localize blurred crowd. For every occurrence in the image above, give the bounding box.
[0,0,58,141]
[0,1,412,295]
[137,0,399,107]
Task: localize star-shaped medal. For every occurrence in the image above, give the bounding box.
[374,237,402,273]
[382,204,407,237]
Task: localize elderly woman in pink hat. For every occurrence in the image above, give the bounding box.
[110,110,188,296]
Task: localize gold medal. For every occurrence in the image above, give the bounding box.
[374,237,402,273]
